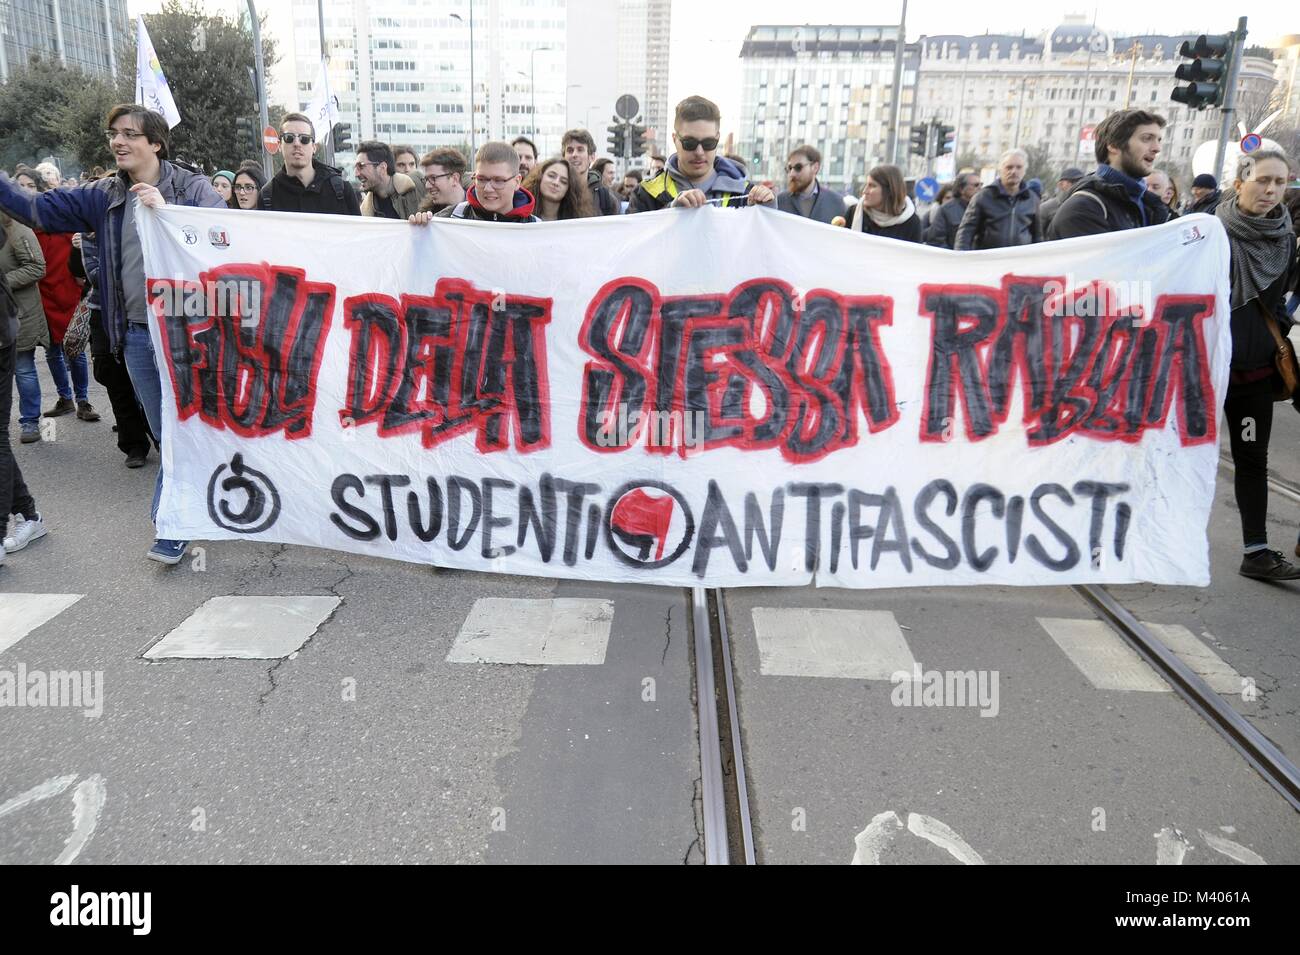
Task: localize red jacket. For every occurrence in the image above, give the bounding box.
[34,231,81,342]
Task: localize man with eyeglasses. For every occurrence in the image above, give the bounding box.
[260,112,360,215]
[776,145,841,224]
[416,142,539,223]
[561,129,621,216]
[356,141,423,220]
[628,96,774,214]
[417,147,468,215]
[0,104,224,565]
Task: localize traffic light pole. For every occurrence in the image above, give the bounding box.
[246,1,272,180]
[1212,16,1248,184]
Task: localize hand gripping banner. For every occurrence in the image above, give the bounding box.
[138,206,1230,588]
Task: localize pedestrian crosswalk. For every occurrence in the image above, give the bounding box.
[0,591,1250,699]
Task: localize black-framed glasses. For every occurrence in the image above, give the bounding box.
[677,136,719,152]
[233,183,258,193]
[424,171,455,185]
[471,174,519,191]
[280,132,314,145]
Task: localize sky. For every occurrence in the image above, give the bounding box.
[129,1,1296,138]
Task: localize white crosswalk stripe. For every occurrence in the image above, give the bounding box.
[446,597,614,665]
[1037,617,1171,691]
[0,594,85,655]
[751,607,916,679]
[143,596,342,660]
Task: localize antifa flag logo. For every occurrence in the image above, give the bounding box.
[605,482,694,569]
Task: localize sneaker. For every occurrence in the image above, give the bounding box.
[125,448,149,469]
[147,538,189,565]
[19,425,40,444]
[1239,549,1300,581]
[3,513,48,553]
[43,397,75,417]
[76,401,101,422]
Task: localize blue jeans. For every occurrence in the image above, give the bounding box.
[45,343,89,402]
[123,322,166,524]
[13,349,41,427]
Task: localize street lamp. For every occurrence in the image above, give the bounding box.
[450,4,475,158]
[530,45,552,141]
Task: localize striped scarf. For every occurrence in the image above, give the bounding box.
[1216,192,1294,309]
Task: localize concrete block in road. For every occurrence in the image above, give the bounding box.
[0,594,85,655]
[143,595,342,659]
[752,607,916,679]
[447,597,614,665]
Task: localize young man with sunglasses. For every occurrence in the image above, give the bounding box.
[260,112,361,215]
[628,96,774,213]
[356,141,422,220]
[776,145,841,224]
[422,141,540,223]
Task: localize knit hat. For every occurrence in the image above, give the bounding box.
[1059,167,1085,181]
[1192,173,1218,189]
[212,170,236,184]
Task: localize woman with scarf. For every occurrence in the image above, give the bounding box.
[1218,149,1300,580]
[850,164,922,242]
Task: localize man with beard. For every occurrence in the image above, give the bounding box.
[1047,109,1169,239]
[776,145,841,224]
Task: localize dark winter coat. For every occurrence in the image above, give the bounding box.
[1046,169,1170,240]
[261,160,361,215]
[954,181,1041,250]
[924,197,968,249]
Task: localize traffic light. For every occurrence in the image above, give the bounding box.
[607,123,626,158]
[935,122,955,155]
[909,124,929,157]
[235,116,254,155]
[333,122,353,152]
[627,122,648,157]
[1172,33,1232,109]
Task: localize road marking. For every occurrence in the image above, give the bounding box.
[752,607,914,679]
[144,596,341,659]
[0,773,105,864]
[446,597,613,665]
[1142,624,1244,695]
[851,810,985,865]
[1037,617,1171,692]
[0,594,85,655]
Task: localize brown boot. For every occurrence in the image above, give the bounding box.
[76,401,101,422]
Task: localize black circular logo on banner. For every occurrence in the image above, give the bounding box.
[207,453,281,533]
[604,480,694,569]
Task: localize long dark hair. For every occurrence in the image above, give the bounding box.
[522,156,594,219]
[865,164,907,216]
[232,166,266,209]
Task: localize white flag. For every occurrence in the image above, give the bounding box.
[135,17,182,129]
[303,60,340,144]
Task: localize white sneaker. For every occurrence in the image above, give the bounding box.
[3,513,48,553]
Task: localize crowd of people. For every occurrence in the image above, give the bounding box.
[2,95,1299,581]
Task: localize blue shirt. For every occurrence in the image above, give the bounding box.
[1096,163,1149,227]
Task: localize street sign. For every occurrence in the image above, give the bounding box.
[262,125,280,155]
[614,94,640,121]
[915,177,940,203]
[1240,133,1262,153]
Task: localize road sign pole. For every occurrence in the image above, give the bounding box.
[1212,16,1248,183]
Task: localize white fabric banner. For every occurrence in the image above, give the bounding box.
[134,17,182,130]
[302,59,340,144]
[137,206,1231,589]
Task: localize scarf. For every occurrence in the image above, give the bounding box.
[852,196,915,232]
[1216,191,1293,309]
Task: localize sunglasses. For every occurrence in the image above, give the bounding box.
[677,136,719,153]
[280,132,314,145]
[785,162,813,173]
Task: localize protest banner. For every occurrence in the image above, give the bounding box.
[138,206,1230,588]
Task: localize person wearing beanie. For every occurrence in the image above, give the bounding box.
[1186,173,1222,216]
[211,170,236,208]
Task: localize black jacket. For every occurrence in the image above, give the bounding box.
[0,221,17,349]
[954,182,1040,250]
[1046,172,1170,240]
[924,197,968,249]
[862,213,924,243]
[588,170,620,216]
[1230,243,1296,373]
[1186,189,1221,217]
[261,160,361,215]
